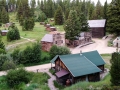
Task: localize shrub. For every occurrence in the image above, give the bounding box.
[50,45,71,58]
[11,49,20,64]
[7,24,20,41]
[2,60,16,70]
[0,48,6,54]
[54,80,64,89]
[36,12,47,22]
[6,68,33,87]
[49,69,55,75]
[0,54,8,71]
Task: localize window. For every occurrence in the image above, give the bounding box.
[56,41,57,44]
[61,40,63,43]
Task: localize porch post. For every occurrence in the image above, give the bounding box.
[51,63,52,69]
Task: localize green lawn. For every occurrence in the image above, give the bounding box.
[101,54,111,69]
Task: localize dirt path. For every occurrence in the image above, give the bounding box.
[6,37,36,50]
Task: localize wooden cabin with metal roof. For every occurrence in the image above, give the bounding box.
[50,50,105,85]
[88,19,106,38]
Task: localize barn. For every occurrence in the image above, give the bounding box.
[50,50,105,85]
[88,19,106,38]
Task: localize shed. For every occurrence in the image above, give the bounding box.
[88,19,106,38]
[1,30,9,36]
[113,37,120,47]
[51,50,105,85]
[41,33,65,51]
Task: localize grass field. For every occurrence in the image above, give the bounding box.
[0,12,64,52]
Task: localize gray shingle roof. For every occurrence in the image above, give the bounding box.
[88,19,106,28]
[41,34,53,42]
[1,30,9,32]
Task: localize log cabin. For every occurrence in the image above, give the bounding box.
[50,50,105,85]
[41,33,65,51]
[1,30,9,36]
[88,19,106,38]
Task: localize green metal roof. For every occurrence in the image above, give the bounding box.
[50,50,105,77]
[59,54,101,77]
[50,55,58,63]
[82,50,105,66]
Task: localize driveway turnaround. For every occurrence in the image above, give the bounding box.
[71,35,116,54]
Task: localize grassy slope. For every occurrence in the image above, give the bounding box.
[0,72,50,90]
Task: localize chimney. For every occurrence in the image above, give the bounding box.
[80,50,82,55]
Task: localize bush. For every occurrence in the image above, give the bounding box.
[6,68,33,88]
[11,49,20,64]
[0,54,8,71]
[49,69,55,75]
[36,12,47,22]
[0,48,6,54]
[54,80,64,89]
[11,43,41,65]
[7,24,20,41]
[50,45,71,58]
[2,60,16,70]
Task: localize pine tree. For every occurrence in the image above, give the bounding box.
[54,5,64,25]
[89,2,95,20]
[106,0,120,35]
[79,13,89,32]
[110,52,120,86]
[30,0,36,9]
[96,0,103,19]
[8,0,16,12]
[64,10,80,40]
[81,0,86,15]
[17,0,24,25]
[103,0,108,19]
[1,7,9,24]
[23,17,35,31]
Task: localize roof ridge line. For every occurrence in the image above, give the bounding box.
[83,56,102,72]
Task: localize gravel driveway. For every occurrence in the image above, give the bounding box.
[71,35,116,54]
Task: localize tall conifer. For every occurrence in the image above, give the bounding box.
[106,0,120,35]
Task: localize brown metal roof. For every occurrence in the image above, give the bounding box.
[55,69,69,78]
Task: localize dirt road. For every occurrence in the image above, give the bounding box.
[71,35,116,54]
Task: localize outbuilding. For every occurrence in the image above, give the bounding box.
[1,30,9,36]
[41,33,65,51]
[88,19,106,38]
